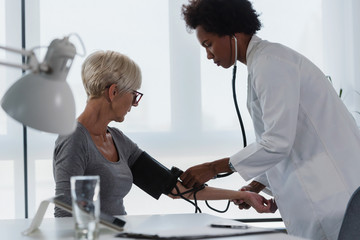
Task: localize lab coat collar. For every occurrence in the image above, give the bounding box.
[246,35,262,67]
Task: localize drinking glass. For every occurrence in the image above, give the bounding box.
[71,175,100,240]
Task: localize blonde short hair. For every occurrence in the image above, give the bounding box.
[81,50,142,99]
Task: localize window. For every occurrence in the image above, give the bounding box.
[0,0,26,219]
[0,0,5,135]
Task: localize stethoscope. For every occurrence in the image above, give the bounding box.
[231,35,247,148]
[215,35,247,179]
[205,35,248,213]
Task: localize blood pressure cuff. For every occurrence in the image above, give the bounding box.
[131,151,183,200]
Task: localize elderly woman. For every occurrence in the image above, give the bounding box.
[53,50,274,217]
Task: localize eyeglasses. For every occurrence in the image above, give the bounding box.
[132,90,143,105]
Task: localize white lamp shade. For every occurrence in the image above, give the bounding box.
[1,72,76,135]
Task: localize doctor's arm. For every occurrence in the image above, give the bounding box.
[169,182,275,213]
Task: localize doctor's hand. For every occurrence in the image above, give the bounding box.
[180,162,216,188]
[239,192,276,213]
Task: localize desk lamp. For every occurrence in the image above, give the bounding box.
[0,36,77,135]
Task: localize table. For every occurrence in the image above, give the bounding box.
[0,213,306,239]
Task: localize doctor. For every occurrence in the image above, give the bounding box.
[180,0,360,239]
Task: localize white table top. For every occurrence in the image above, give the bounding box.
[0,213,306,240]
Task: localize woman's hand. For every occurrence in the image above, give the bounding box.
[235,192,277,213]
[233,181,266,210]
[232,185,252,210]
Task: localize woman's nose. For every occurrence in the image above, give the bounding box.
[206,48,214,59]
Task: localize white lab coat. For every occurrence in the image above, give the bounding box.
[230,35,360,240]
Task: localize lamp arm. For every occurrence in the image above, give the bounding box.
[0,45,33,56]
[0,45,49,73]
[0,60,31,71]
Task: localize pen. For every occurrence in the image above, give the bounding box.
[210,224,250,229]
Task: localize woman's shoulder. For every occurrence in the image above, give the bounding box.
[53,123,91,173]
[107,125,123,135]
[107,125,128,140]
[107,126,141,153]
[55,122,90,147]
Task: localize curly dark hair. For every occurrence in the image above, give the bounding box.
[181,0,261,36]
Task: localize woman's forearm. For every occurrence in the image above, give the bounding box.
[171,182,247,201]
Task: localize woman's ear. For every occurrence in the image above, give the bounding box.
[107,84,117,102]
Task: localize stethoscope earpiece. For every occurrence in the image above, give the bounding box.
[232,35,237,67]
